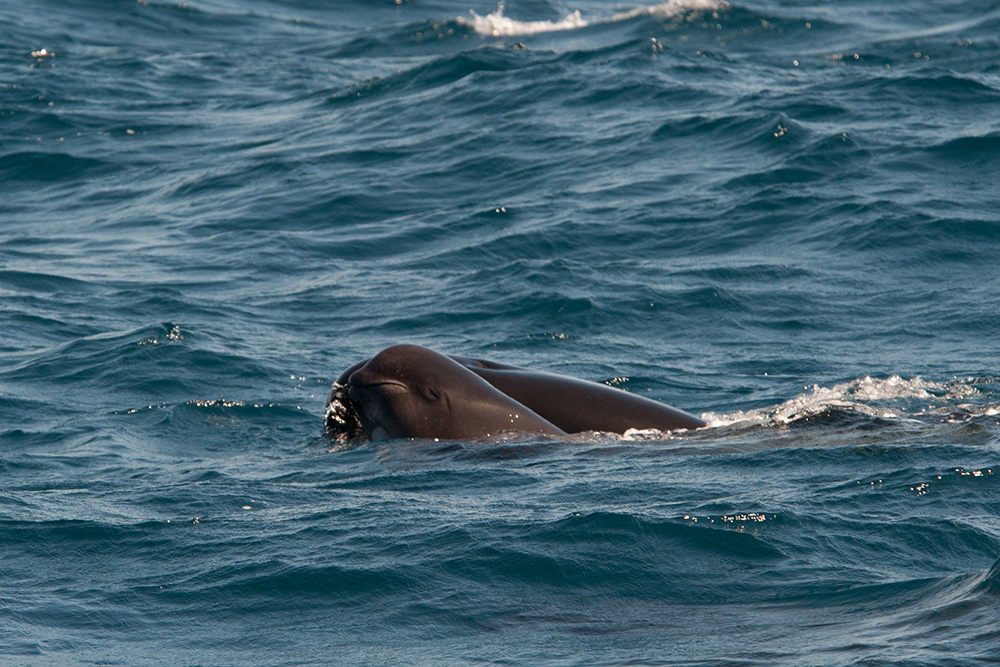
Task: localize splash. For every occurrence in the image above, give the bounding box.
[324,382,365,445]
[612,0,728,21]
[701,375,990,428]
[460,0,726,38]
[461,4,587,37]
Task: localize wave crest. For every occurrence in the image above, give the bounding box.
[460,4,587,37]
[702,375,992,428]
[459,0,726,37]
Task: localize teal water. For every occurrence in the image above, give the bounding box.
[2,1,1000,664]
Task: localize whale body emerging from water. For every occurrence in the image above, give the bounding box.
[325,344,705,441]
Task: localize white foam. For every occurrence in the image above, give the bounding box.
[612,0,727,21]
[461,5,587,37]
[701,375,987,429]
[459,0,726,38]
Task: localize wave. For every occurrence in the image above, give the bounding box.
[460,5,587,38]
[458,0,726,37]
[0,151,111,183]
[699,375,997,429]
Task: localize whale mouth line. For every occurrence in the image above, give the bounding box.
[348,380,409,403]
[349,380,407,391]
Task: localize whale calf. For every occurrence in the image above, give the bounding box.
[326,344,705,441]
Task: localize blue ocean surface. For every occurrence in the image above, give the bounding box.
[2,0,1000,664]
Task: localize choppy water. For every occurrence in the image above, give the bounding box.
[3,0,1000,664]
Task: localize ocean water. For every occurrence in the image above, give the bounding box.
[2,0,1000,664]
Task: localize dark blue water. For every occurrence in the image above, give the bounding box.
[3,0,1000,664]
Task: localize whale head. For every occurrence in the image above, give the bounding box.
[346,344,561,440]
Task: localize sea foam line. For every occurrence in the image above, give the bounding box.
[611,0,727,21]
[459,0,726,38]
[701,375,988,429]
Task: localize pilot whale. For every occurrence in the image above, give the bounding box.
[325,344,705,441]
